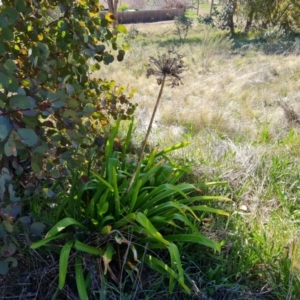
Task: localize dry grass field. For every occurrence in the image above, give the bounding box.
[94,20,300,298]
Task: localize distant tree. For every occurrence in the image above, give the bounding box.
[240,0,300,33]
[209,0,215,16]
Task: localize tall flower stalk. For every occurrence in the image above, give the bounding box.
[126,49,187,193]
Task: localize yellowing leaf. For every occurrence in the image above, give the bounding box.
[105,13,115,22]
[117,24,127,34]
[21,78,31,87]
[129,88,137,98]
[102,244,114,275]
[37,33,43,41]
[100,119,108,126]
[101,225,112,234]
[122,44,130,51]
[20,49,27,55]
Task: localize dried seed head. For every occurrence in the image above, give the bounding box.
[146,48,187,88]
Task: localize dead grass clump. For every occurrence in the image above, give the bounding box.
[278,101,300,126]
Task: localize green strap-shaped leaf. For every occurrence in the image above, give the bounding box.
[164,234,221,252]
[182,195,232,204]
[145,254,177,279]
[30,233,72,249]
[191,205,230,216]
[139,184,188,211]
[144,147,158,172]
[167,243,190,293]
[92,173,114,192]
[59,240,74,290]
[114,213,136,229]
[112,173,120,217]
[121,117,134,169]
[75,256,89,300]
[105,118,121,165]
[45,218,88,238]
[136,212,170,246]
[156,142,190,157]
[129,179,143,213]
[74,240,103,256]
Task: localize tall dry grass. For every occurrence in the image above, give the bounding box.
[94,23,300,296]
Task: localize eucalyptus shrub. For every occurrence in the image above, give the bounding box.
[0,0,136,275]
[174,15,194,41]
[0,1,137,197]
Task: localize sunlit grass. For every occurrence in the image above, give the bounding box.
[94,21,300,298]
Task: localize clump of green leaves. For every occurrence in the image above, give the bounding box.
[174,15,194,41]
[118,3,130,11]
[200,3,236,34]
[198,14,215,27]
[31,118,230,297]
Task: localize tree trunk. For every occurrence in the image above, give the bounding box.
[209,0,214,16]
[244,10,253,34]
[196,0,200,15]
[107,0,119,26]
[228,0,237,35]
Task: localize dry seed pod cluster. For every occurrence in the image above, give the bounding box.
[147,49,187,87]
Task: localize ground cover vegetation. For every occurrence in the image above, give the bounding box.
[1,0,300,299]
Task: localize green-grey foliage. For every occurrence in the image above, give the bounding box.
[174,15,194,41]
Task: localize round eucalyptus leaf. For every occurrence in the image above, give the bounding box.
[19,216,31,227]
[17,128,38,146]
[1,242,17,257]
[50,169,60,179]
[103,54,114,65]
[1,28,14,41]
[30,222,46,236]
[66,83,74,95]
[9,95,31,110]
[15,165,24,176]
[4,139,16,157]
[2,7,19,26]
[4,59,17,74]
[15,0,26,13]
[7,75,19,92]
[0,125,9,142]
[0,15,8,28]
[0,72,9,89]
[83,103,96,117]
